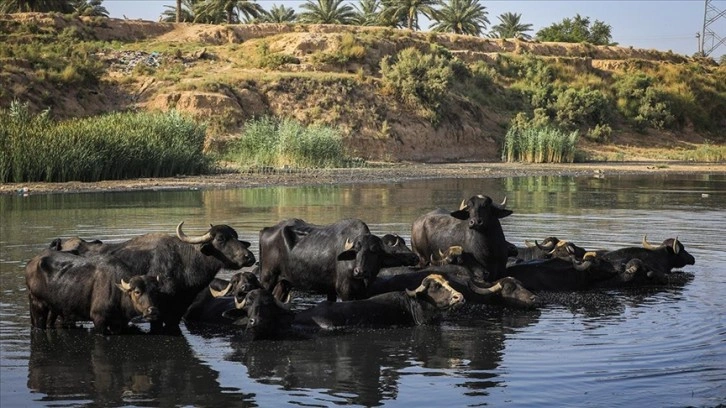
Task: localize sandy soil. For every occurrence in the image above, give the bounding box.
[2,162,725,196]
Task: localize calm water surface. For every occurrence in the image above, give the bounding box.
[1,174,724,407]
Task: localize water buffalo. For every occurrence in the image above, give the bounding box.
[371,246,535,308]
[583,236,696,287]
[258,218,419,302]
[25,250,162,333]
[49,222,256,333]
[236,288,297,340]
[293,274,464,330]
[411,195,512,281]
[183,271,262,325]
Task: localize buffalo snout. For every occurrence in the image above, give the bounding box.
[143,306,160,321]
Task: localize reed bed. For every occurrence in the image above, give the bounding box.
[0,102,209,183]
[227,116,356,170]
[502,124,579,163]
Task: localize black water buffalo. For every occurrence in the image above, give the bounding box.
[49,237,104,255]
[52,222,256,332]
[259,218,419,301]
[293,274,464,330]
[25,250,162,333]
[183,271,262,325]
[367,267,535,308]
[584,236,696,287]
[236,288,297,340]
[411,195,512,281]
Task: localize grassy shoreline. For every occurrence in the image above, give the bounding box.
[2,161,724,196]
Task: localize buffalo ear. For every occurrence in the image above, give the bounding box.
[449,209,470,220]
[337,249,356,261]
[494,208,513,219]
[200,243,215,256]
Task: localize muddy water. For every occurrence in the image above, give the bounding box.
[1,173,724,407]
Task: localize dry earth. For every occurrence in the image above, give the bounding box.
[2,162,724,196]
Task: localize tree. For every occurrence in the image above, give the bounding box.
[194,0,264,24]
[0,0,74,13]
[488,12,532,40]
[161,0,198,22]
[380,0,439,31]
[430,0,488,36]
[298,0,356,24]
[71,0,108,17]
[536,13,615,45]
[257,4,297,23]
[352,0,382,26]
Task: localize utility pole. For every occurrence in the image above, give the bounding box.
[700,0,726,57]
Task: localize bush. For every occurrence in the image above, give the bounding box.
[379,47,454,122]
[614,73,674,130]
[502,112,579,163]
[552,87,611,128]
[0,101,209,183]
[227,116,356,169]
[256,42,300,69]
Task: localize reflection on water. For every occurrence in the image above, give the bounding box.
[1,173,725,407]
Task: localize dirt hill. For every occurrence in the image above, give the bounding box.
[1,13,723,162]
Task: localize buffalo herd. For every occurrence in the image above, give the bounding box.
[25,194,696,337]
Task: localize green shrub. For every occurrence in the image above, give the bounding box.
[586,123,612,142]
[0,101,209,183]
[256,41,300,69]
[552,87,611,128]
[613,73,674,130]
[379,47,454,123]
[502,112,579,163]
[227,116,357,169]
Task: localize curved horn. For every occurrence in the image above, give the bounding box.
[235,296,246,310]
[500,196,507,207]
[573,260,592,271]
[209,282,232,298]
[672,236,680,254]
[459,199,467,210]
[343,238,354,251]
[468,280,502,296]
[548,241,567,255]
[119,278,132,291]
[536,239,556,251]
[642,235,656,250]
[176,222,214,244]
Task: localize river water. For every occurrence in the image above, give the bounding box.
[1,173,724,407]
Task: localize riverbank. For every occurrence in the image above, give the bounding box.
[2,161,725,195]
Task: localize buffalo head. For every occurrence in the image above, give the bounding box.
[469,277,537,308]
[237,289,294,340]
[177,222,256,270]
[642,235,695,268]
[116,275,162,321]
[450,195,512,231]
[405,274,464,310]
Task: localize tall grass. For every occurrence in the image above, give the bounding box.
[0,101,209,183]
[227,116,355,169]
[502,119,579,163]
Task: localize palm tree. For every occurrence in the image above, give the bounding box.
[298,0,356,25]
[71,0,108,17]
[194,0,264,24]
[161,0,198,22]
[429,0,488,36]
[488,12,532,39]
[0,0,74,13]
[380,0,439,31]
[257,4,297,23]
[352,0,382,26]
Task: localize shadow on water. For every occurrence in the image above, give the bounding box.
[27,329,255,407]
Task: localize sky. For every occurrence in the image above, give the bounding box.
[103,0,726,59]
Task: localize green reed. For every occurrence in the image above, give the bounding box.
[0,101,209,183]
[502,123,579,163]
[227,116,356,169]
